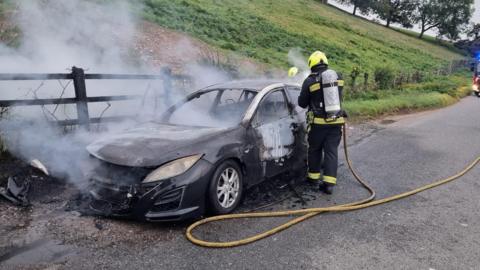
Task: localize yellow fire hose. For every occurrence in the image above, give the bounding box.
[186,124,480,248]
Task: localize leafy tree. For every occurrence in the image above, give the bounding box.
[436,0,473,41]
[371,0,417,28]
[468,23,480,40]
[413,0,443,38]
[413,0,473,40]
[334,0,373,16]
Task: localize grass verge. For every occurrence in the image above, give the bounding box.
[344,73,471,119]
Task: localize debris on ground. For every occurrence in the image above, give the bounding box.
[30,159,50,176]
[0,175,31,207]
[64,192,98,216]
[0,158,52,207]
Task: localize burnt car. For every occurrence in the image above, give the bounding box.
[87,80,308,221]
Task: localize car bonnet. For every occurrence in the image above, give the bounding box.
[86,123,228,167]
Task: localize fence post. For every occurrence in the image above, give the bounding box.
[72,66,90,130]
[363,72,369,91]
[161,67,172,107]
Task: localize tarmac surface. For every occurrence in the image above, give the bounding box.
[1,96,480,270]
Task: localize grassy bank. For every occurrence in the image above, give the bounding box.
[344,73,471,119]
[143,0,464,74]
[1,0,466,75]
[393,28,465,55]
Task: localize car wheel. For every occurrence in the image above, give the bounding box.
[208,160,243,215]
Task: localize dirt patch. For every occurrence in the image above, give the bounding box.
[133,21,266,75]
[1,13,266,76]
[133,21,210,72]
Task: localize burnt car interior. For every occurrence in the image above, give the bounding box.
[252,89,291,126]
[163,89,258,127]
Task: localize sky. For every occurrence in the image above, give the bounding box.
[474,0,480,23]
[330,0,480,36]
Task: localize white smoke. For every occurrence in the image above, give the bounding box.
[287,48,309,83]
[0,0,230,186]
[0,0,137,73]
[0,120,99,188]
[0,0,299,188]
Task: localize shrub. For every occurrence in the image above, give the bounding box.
[374,66,395,90]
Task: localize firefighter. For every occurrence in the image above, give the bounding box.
[298,51,346,194]
[288,66,299,78]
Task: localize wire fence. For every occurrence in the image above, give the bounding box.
[346,59,469,95]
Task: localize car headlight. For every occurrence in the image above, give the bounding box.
[143,154,203,183]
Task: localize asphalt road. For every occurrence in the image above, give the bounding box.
[1,96,480,270]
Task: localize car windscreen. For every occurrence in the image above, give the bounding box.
[163,88,257,127]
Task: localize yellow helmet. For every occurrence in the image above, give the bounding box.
[288,67,299,77]
[308,51,329,69]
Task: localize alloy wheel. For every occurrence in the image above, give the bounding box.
[216,167,240,209]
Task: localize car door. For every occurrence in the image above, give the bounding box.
[250,88,297,178]
[285,85,308,173]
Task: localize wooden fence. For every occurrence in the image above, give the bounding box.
[0,66,192,129]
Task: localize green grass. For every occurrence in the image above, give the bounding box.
[143,0,464,75]
[0,0,20,47]
[0,1,7,14]
[393,28,465,55]
[344,73,471,119]
[344,93,456,118]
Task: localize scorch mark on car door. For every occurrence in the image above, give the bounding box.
[256,117,295,163]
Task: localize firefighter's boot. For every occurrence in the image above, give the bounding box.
[319,182,334,195]
[307,178,320,190]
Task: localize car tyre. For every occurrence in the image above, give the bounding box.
[208,160,243,215]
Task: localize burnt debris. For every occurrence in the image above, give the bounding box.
[0,175,31,207]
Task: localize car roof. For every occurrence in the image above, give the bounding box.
[202,79,297,92]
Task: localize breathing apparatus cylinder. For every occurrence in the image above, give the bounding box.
[321,69,341,118]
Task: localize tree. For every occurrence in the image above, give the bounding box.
[437,0,473,41]
[468,23,480,40]
[413,0,473,40]
[371,0,417,28]
[334,0,373,16]
[413,0,443,38]
[467,23,480,40]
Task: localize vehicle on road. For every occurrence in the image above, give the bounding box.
[86,80,308,221]
[471,59,480,97]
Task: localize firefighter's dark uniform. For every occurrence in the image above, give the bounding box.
[298,64,345,188]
